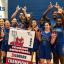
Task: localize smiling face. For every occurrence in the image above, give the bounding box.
[19,12,24,19]
[45,22,51,31]
[11,18,17,25]
[57,18,62,27]
[40,18,45,25]
[5,20,10,28]
[32,20,37,28]
[21,17,26,24]
[0,19,4,25]
[52,11,58,19]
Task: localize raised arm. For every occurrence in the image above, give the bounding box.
[43,2,53,21]
[22,6,31,24]
[28,13,34,27]
[62,11,64,15]
[54,2,60,10]
[1,25,4,37]
[58,7,64,28]
[29,13,34,20]
[28,20,32,27]
[22,7,33,27]
[11,5,21,19]
[22,6,28,20]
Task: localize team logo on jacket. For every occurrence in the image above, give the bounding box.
[10,37,24,46]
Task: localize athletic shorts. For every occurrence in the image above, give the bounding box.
[1,43,8,52]
[38,46,52,59]
[0,42,2,49]
[52,45,64,54]
[32,43,39,52]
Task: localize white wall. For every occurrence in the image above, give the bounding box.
[0,0,8,19]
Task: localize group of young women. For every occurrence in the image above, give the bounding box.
[0,2,64,64]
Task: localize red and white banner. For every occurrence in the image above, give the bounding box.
[6,29,35,64]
